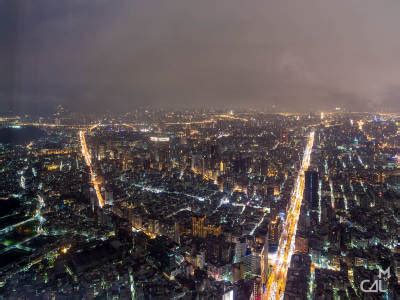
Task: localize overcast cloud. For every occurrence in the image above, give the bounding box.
[1,0,400,113]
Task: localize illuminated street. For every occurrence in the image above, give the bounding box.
[264,131,315,299]
[79,130,105,207]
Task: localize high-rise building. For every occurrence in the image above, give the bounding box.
[242,253,260,276]
[105,189,113,205]
[192,215,221,238]
[268,216,282,252]
[305,169,319,210]
[234,237,248,263]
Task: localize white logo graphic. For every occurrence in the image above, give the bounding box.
[360,267,390,293]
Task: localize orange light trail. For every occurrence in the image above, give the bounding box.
[79,130,105,207]
[263,131,314,300]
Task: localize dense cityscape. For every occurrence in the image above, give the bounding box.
[2,0,400,298]
[0,109,399,299]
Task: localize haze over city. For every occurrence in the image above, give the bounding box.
[0,1,399,300]
[2,0,400,113]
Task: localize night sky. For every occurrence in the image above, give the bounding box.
[1,0,400,114]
